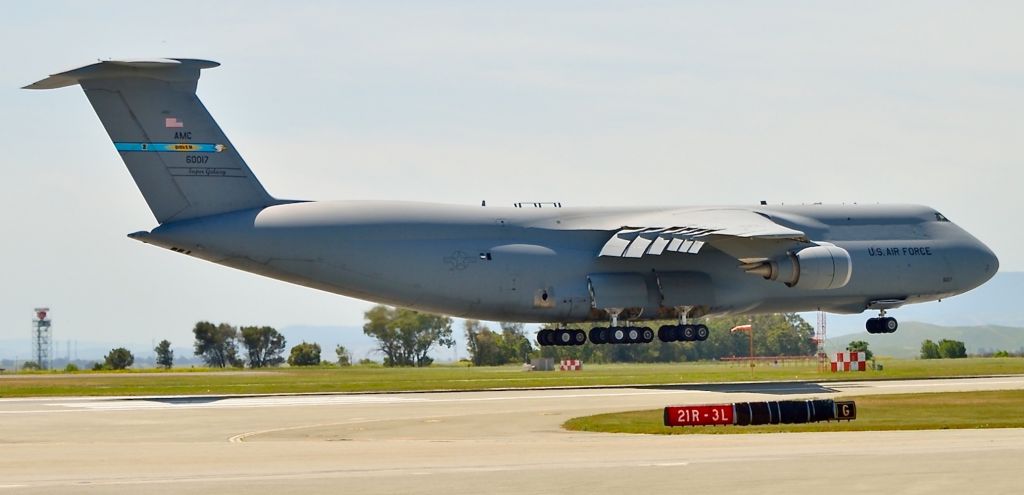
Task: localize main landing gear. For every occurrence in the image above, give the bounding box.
[538,314,711,347]
[537,323,710,347]
[588,326,655,345]
[657,324,710,343]
[537,326,654,346]
[536,328,588,347]
[537,307,714,347]
[866,310,898,334]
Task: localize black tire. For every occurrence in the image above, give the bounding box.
[556,329,574,346]
[626,327,640,344]
[695,324,709,341]
[884,317,898,333]
[865,318,878,334]
[572,329,587,345]
[641,327,654,343]
[538,329,552,346]
[658,325,672,342]
[682,325,696,341]
[589,327,606,345]
[610,327,626,344]
[668,325,683,342]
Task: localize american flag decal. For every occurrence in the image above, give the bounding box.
[165,117,184,128]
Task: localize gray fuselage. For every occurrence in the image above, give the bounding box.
[136,201,998,324]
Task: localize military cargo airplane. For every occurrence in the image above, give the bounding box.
[26,59,999,347]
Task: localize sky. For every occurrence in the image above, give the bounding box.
[1,1,1022,357]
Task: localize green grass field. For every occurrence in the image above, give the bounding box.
[1,357,1023,398]
[563,389,1024,434]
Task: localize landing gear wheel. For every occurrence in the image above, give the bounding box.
[538,329,553,346]
[641,327,654,343]
[867,312,899,334]
[626,327,640,344]
[589,327,607,345]
[682,325,696,342]
[865,318,879,334]
[610,327,626,344]
[695,324,709,341]
[669,325,683,342]
[572,329,587,345]
[883,317,898,333]
[658,325,672,342]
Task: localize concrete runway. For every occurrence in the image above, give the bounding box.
[1,376,1023,494]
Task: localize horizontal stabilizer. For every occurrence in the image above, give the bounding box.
[23,58,220,90]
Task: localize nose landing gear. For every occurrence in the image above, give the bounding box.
[866,310,898,334]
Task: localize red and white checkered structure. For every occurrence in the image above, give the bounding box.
[560,359,582,371]
[831,351,867,372]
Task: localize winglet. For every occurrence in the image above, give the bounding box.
[23,58,220,90]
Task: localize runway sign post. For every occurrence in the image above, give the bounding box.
[834,400,857,420]
[664,399,857,427]
[664,404,734,426]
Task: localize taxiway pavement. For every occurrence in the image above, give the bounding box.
[1,376,1022,493]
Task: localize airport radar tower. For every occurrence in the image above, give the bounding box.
[32,308,53,370]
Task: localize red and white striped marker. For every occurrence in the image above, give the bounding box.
[831,351,867,372]
[559,359,582,371]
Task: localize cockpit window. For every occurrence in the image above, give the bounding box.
[935,212,951,222]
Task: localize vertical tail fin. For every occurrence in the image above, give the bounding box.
[25,58,276,224]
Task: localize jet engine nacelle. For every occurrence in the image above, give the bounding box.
[742,245,852,290]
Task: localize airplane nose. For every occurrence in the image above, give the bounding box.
[958,239,999,289]
[979,241,999,280]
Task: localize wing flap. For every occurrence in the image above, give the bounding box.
[597,209,805,259]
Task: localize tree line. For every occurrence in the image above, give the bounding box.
[12,308,455,371]
[190,321,352,368]
[464,320,533,366]
[62,308,823,371]
[358,306,817,367]
[54,306,1010,372]
[920,339,967,359]
[19,304,819,372]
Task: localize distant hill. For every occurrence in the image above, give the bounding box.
[826,321,1024,359]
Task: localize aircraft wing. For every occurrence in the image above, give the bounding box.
[596,208,808,259]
